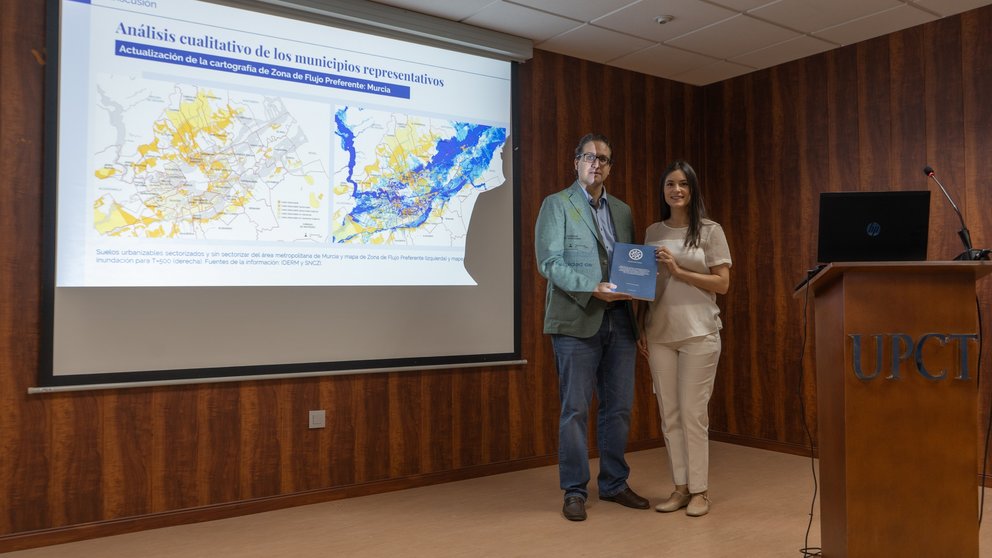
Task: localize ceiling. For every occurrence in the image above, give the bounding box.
[367,0,992,85]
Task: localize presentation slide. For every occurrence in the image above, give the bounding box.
[57,0,509,287]
[44,0,518,383]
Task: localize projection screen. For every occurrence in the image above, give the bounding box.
[38,0,524,390]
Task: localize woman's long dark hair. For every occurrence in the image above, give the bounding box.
[659,160,707,248]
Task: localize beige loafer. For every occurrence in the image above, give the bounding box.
[654,490,690,513]
[686,493,710,517]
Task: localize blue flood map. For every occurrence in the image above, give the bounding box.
[332,106,507,244]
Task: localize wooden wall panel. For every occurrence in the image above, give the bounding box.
[5,0,992,551]
[105,389,155,517]
[354,374,391,484]
[325,376,358,487]
[387,372,422,477]
[962,4,992,439]
[1,0,48,539]
[925,18,968,261]
[889,27,927,190]
[857,37,895,192]
[701,6,992,457]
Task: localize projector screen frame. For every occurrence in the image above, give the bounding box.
[37,0,524,391]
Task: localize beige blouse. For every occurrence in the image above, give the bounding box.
[643,219,732,344]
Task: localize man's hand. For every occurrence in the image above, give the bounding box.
[591,282,633,302]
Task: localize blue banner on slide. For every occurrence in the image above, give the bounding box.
[115,40,411,99]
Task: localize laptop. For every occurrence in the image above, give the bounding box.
[796,190,931,290]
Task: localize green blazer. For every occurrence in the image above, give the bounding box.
[535,181,635,337]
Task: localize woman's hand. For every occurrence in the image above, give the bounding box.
[637,337,650,359]
[658,246,682,277]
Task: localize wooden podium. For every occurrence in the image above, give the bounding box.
[801,262,992,557]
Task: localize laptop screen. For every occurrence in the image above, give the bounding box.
[817,191,930,263]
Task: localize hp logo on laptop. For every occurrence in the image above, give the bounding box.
[866,222,881,237]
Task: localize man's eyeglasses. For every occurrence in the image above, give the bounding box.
[577,152,612,166]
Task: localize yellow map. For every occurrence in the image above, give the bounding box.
[91,78,330,241]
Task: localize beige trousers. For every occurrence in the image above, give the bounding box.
[647,332,721,493]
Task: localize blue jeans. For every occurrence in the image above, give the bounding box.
[551,307,637,500]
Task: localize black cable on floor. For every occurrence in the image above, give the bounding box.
[797,282,821,557]
[976,295,990,525]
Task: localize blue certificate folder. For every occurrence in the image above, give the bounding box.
[609,243,657,300]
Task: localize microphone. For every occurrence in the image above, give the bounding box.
[923,165,989,261]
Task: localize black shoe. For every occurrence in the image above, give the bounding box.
[600,487,650,509]
[562,495,587,521]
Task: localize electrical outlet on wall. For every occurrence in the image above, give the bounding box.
[308,410,326,429]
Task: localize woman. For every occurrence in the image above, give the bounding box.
[638,160,731,517]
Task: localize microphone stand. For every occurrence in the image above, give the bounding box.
[925,168,991,261]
